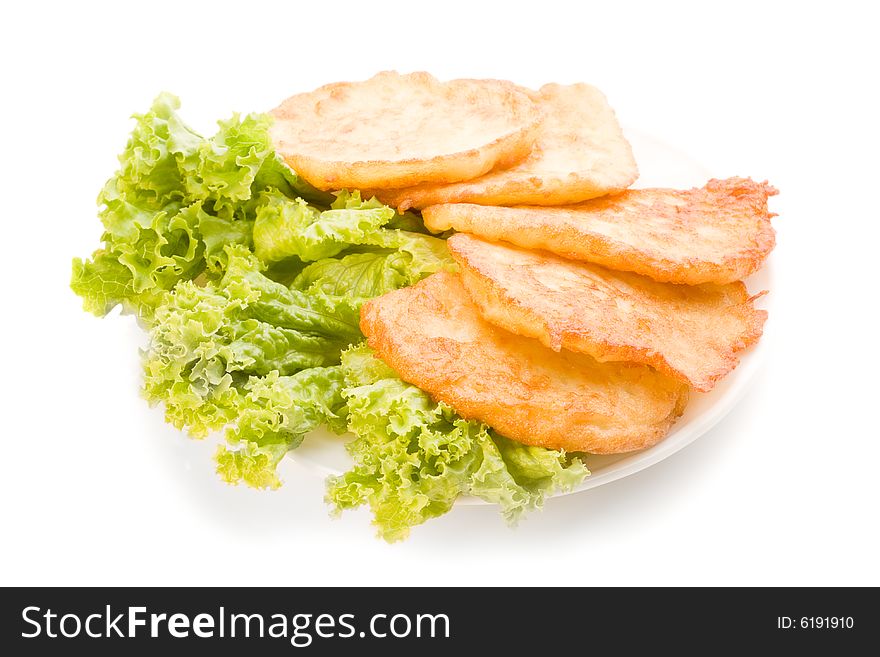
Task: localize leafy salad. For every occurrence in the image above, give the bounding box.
[71,94,588,540]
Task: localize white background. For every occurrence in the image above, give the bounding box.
[3,0,878,586]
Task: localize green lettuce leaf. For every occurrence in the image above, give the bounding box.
[327,345,589,542]
[71,250,163,317]
[291,251,412,299]
[177,113,273,218]
[252,190,395,263]
[284,192,454,299]
[71,94,323,320]
[252,190,454,273]
[112,92,200,208]
[365,228,455,278]
[290,235,452,301]
[142,245,360,438]
[142,246,356,490]
[216,367,348,489]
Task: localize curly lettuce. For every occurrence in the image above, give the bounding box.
[253,191,393,263]
[215,367,349,489]
[252,189,451,274]
[71,93,329,321]
[140,245,358,488]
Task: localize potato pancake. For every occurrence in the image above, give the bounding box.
[424,177,777,285]
[449,233,767,391]
[270,71,540,190]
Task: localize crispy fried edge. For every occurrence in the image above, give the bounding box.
[424,178,778,285]
[269,73,542,190]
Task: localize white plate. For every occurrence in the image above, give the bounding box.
[289,128,771,502]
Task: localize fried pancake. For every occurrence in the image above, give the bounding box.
[449,233,766,391]
[270,71,541,190]
[370,83,637,210]
[424,177,777,285]
[360,272,688,454]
